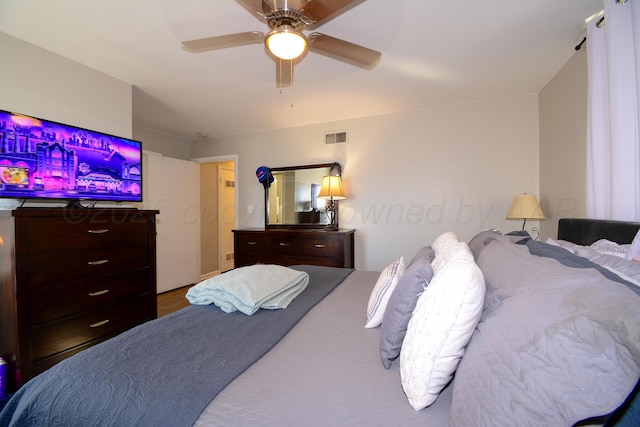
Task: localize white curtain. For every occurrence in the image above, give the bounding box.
[586,0,640,221]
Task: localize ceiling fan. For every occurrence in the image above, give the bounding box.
[181,0,382,88]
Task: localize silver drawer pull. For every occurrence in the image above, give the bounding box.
[89,319,110,328]
[88,229,109,234]
[89,289,110,297]
[279,242,290,246]
[247,241,257,245]
[314,244,326,248]
[88,259,109,266]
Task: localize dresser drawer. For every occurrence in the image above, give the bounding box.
[26,243,150,288]
[235,232,268,255]
[30,269,151,324]
[32,339,106,377]
[31,295,152,361]
[268,233,300,255]
[19,214,150,253]
[299,234,341,258]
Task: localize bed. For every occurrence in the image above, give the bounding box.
[1,218,639,426]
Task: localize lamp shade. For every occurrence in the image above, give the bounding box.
[506,194,545,220]
[265,25,307,60]
[317,175,346,200]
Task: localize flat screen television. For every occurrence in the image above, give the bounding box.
[0,109,143,205]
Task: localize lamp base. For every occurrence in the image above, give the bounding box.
[325,199,338,230]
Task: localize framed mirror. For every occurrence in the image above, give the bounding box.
[265,163,340,229]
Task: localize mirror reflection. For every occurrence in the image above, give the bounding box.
[267,164,333,227]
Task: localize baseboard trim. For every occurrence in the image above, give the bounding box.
[199,270,220,281]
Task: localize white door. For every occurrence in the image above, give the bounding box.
[143,151,200,292]
[219,166,235,272]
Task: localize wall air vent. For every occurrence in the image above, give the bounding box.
[325,131,348,145]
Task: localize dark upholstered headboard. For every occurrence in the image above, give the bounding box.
[557,218,640,246]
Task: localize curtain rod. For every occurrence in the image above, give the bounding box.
[574,0,630,52]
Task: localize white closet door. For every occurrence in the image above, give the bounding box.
[143,151,200,293]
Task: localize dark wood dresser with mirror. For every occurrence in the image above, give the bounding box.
[236,162,355,269]
[0,208,158,384]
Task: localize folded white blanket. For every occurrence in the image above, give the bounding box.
[186,264,309,315]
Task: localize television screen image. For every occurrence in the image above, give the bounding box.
[0,166,30,186]
[0,110,143,203]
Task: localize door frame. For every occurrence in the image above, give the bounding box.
[217,164,235,272]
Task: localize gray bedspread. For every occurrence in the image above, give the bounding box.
[0,265,352,427]
[520,238,640,296]
[194,270,454,426]
[451,233,640,426]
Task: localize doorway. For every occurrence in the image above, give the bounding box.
[196,156,237,279]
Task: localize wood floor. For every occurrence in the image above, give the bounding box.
[157,285,192,317]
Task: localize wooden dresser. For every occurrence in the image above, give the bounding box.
[233,228,355,269]
[0,208,158,384]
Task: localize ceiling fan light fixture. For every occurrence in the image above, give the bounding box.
[265,25,307,60]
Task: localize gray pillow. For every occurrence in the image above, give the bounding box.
[467,230,502,260]
[409,245,436,267]
[379,246,435,369]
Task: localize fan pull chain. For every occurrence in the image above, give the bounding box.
[278,59,283,94]
[290,61,294,108]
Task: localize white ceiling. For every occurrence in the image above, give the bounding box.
[0,0,603,142]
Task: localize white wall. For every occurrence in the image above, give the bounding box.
[133,123,191,161]
[0,32,132,139]
[539,49,589,239]
[191,95,540,271]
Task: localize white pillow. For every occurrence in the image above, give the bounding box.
[431,241,471,275]
[400,243,485,410]
[431,231,459,254]
[365,257,405,328]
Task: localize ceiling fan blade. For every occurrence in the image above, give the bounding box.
[275,59,293,88]
[303,0,366,29]
[182,31,264,53]
[308,33,381,69]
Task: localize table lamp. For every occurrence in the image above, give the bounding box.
[317,175,346,230]
[506,193,545,233]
